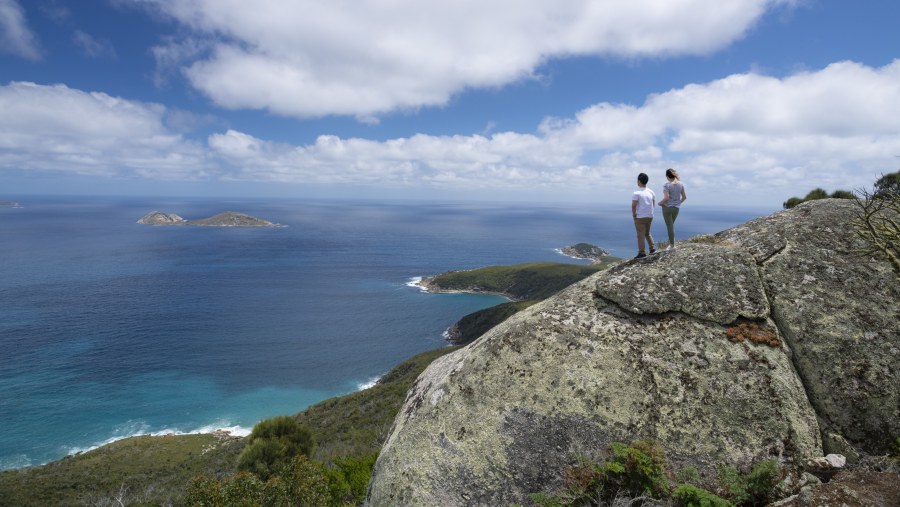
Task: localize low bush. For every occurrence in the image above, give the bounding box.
[783,187,854,209]
[530,440,670,506]
[716,460,781,506]
[237,416,314,481]
[673,484,732,507]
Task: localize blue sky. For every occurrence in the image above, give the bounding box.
[1,0,899,205]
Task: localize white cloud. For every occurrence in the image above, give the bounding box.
[201,60,900,201]
[4,59,899,204]
[0,0,41,60]
[141,0,794,119]
[541,60,900,194]
[0,82,211,179]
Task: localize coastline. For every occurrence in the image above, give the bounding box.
[408,275,519,301]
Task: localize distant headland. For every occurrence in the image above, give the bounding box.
[137,211,282,227]
[558,242,611,263]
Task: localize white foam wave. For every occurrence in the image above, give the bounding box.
[64,419,253,457]
[405,276,428,292]
[357,375,382,391]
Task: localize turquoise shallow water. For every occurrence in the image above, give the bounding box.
[0,197,772,470]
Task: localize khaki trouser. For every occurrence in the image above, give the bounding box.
[634,217,654,254]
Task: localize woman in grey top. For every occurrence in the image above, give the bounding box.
[658,168,687,251]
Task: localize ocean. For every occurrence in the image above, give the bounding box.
[0,196,773,470]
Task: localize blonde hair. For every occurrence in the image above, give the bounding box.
[665,168,680,181]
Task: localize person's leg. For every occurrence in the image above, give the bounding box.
[645,218,655,252]
[634,218,646,253]
[663,206,678,247]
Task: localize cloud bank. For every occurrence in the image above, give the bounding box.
[141,0,796,119]
[3,59,899,203]
[0,82,210,179]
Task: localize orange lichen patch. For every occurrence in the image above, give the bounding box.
[726,321,781,348]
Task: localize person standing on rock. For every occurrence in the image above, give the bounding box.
[658,168,687,251]
[632,172,656,258]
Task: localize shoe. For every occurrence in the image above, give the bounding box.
[634,252,647,259]
[649,248,656,254]
[666,245,674,251]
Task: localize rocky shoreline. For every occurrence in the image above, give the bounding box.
[413,275,519,301]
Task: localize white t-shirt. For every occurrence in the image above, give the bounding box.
[632,187,656,218]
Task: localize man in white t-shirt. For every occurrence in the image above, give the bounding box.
[631,172,656,258]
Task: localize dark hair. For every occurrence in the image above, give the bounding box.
[637,173,649,185]
[666,168,679,180]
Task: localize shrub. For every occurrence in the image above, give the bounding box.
[333,453,379,504]
[782,197,804,209]
[803,188,830,201]
[783,187,853,209]
[603,440,670,499]
[532,440,670,505]
[743,460,780,505]
[874,170,900,197]
[852,181,900,280]
[673,484,733,507]
[278,455,332,507]
[238,416,314,481]
[221,472,263,507]
[716,460,781,506]
[185,475,224,507]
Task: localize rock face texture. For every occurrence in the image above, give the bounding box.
[366,199,899,507]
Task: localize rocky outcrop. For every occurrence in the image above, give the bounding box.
[137,211,186,225]
[186,212,278,227]
[366,199,899,506]
[137,211,280,227]
[560,243,610,263]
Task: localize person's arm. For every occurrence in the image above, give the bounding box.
[681,187,687,202]
[659,191,669,206]
[632,198,638,218]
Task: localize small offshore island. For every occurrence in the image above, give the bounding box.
[0,200,22,208]
[558,242,610,263]
[137,211,282,227]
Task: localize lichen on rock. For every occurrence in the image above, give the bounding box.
[365,199,899,507]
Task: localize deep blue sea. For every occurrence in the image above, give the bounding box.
[0,196,773,470]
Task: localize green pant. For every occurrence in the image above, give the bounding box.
[662,206,680,247]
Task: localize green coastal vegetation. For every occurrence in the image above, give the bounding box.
[523,440,782,507]
[782,170,899,209]
[424,261,617,300]
[782,187,854,209]
[425,260,620,345]
[0,347,458,506]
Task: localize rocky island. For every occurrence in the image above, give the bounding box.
[558,242,610,263]
[137,211,282,227]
